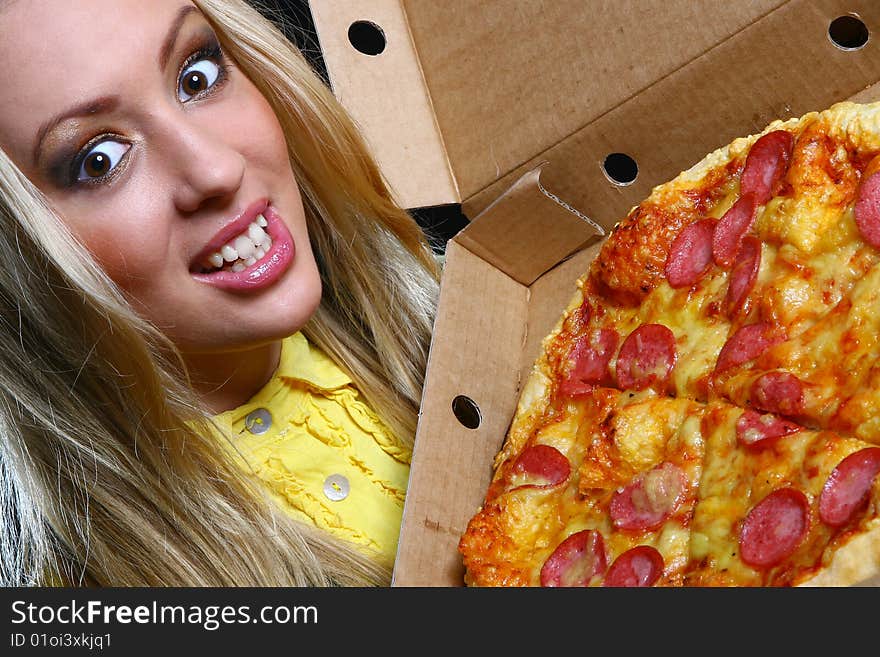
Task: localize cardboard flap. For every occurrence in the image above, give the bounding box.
[455,164,604,286]
[464,0,880,221]
[393,241,529,586]
[402,0,783,203]
[309,1,457,208]
[314,0,783,210]
[315,0,880,223]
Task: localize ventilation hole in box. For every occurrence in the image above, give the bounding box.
[828,15,869,51]
[602,152,638,186]
[452,395,481,429]
[348,21,386,55]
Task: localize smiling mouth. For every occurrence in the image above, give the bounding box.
[192,212,274,274]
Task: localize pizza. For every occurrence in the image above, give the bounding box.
[458,101,880,587]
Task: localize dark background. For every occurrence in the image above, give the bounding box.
[258,0,469,253]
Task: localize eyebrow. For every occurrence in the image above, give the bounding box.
[32,4,200,166]
[158,5,200,71]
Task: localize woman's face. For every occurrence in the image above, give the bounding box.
[0,0,322,356]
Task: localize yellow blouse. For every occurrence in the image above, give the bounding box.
[211,332,411,567]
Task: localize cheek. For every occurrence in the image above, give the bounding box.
[235,79,291,172]
[53,193,172,293]
[91,232,169,290]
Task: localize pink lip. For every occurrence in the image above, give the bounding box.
[191,205,295,292]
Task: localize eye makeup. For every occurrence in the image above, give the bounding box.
[43,26,231,190]
[177,35,230,102]
[67,133,132,188]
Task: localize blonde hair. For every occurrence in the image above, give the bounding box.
[0,0,440,586]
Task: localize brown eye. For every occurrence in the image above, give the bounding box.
[181,71,208,97]
[178,57,221,102]
[84,152,110,177]
[76,139,130,182]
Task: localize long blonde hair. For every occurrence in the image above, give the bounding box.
[0,0,440,586]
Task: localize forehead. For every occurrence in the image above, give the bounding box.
[0,0,199,160]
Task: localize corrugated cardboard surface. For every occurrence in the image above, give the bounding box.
[391,240,528,586]
[464,0,880,223]
[310,1,458,208]
[377,2,880,586]
[402,0,784,204]
[312,0,782,210]
[454,164,603,285]
[312,0,880,225]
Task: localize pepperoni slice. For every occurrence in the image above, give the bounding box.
[818,447,880,527]
[561,329,619,395]
[665,218,717,288]
[712,193,758,267]
[740,130,794,204]
[855,169,880,249]
[509,444,571,490]
[610,462,686,531]
[751,371,804,416]
[615,324,677,391]
[540,529,607,587]
[726,235,761,315]
[602,546,664,587]
[736,410,802,448]
[714,322,783,374]
[739,488,809,568]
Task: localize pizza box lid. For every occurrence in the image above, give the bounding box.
[310,1,880,586]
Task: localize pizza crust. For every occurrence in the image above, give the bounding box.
[649,101,880,202]
[492,285,585,473]
[798,518,880,587]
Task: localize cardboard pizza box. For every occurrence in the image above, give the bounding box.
[310,0,880,586]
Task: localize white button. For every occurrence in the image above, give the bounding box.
[323,474,350,501]
[245,408,272,435]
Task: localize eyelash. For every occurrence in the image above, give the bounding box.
[68,39,230,188]
[178,41,229,102]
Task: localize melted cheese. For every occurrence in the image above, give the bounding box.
[759,184,845,254]
[688,404,874,585]
[611,398,690,470]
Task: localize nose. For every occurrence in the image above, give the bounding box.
[161,112,246,214]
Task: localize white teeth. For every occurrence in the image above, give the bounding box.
[221,245,238,262]
[202,216,274,273]
[233,235,256,259]
[248,223,269,246]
